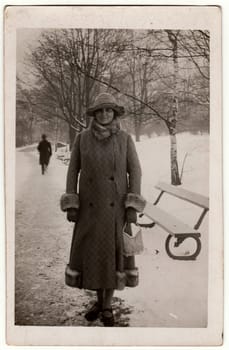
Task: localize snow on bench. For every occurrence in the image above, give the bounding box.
[140,182,209,261]
[155,182,209,210]
[143,202,201,236]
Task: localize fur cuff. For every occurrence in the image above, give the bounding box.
[60,193,80,212]
[125,193,146,212]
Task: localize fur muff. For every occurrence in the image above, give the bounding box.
[60,193,80,212]
[125,193,146,212]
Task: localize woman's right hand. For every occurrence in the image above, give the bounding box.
[67,208,79,223]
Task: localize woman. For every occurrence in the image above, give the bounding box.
[60,93,142,327]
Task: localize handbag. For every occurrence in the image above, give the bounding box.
[65,264,82,288]
[123,223,144,257]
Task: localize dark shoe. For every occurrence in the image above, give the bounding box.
[101,308,114,327]
[85,302,101,321]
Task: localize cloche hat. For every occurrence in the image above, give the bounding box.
[87,93,125,117]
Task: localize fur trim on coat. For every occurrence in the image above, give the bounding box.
[65,266,131,291]
[60,193,80,212]
[125,193,146,212]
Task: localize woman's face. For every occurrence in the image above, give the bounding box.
[95,107,114,125]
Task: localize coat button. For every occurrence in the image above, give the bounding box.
[110,176,114,181]
[89,202,93,207]
[110,202,114,207]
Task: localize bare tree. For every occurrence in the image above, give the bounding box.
[19,28,209,184]
[16,77,37,145]
[25,29,120,147]
[178,30,209,80]
[165,30,181,185]
[121,31,159,141]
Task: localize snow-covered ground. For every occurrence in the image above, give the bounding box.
[15,133,209,327]
[119,132,209,327]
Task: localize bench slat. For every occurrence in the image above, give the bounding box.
[143,202,198,235]
[155,182,209,209]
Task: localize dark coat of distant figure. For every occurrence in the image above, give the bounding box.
[37,136,52,166]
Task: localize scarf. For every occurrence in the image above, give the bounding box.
[91,118,121,140]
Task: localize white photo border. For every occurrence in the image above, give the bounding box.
[4,5,223,346]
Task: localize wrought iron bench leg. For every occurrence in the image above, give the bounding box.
[165,234,202,261]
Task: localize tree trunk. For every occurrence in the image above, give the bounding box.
[133,69,140,141]
[169,129,181,185]
[167,30,181,185]
[28,121,33,144]
[85,75,91,127]
[69,124,76,150]
[135,119,140,142]
[167,100,181,185]
[130,31,140,142]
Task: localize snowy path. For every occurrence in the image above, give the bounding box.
[15,151,134,327]
[15,135,208,327]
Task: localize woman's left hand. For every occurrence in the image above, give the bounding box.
[67,208,79,223]
[126,207,137,224]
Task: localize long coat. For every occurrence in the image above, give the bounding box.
[66,128,142,290]
[37,140,52,165]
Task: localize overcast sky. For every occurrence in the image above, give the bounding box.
[17,28,43,77]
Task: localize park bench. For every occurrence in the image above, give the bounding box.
[56,146,70,163]
[140,182,209,261]
[63,158,70,165]
[56,154,65,160]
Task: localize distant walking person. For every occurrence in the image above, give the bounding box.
[37,134,52,175]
